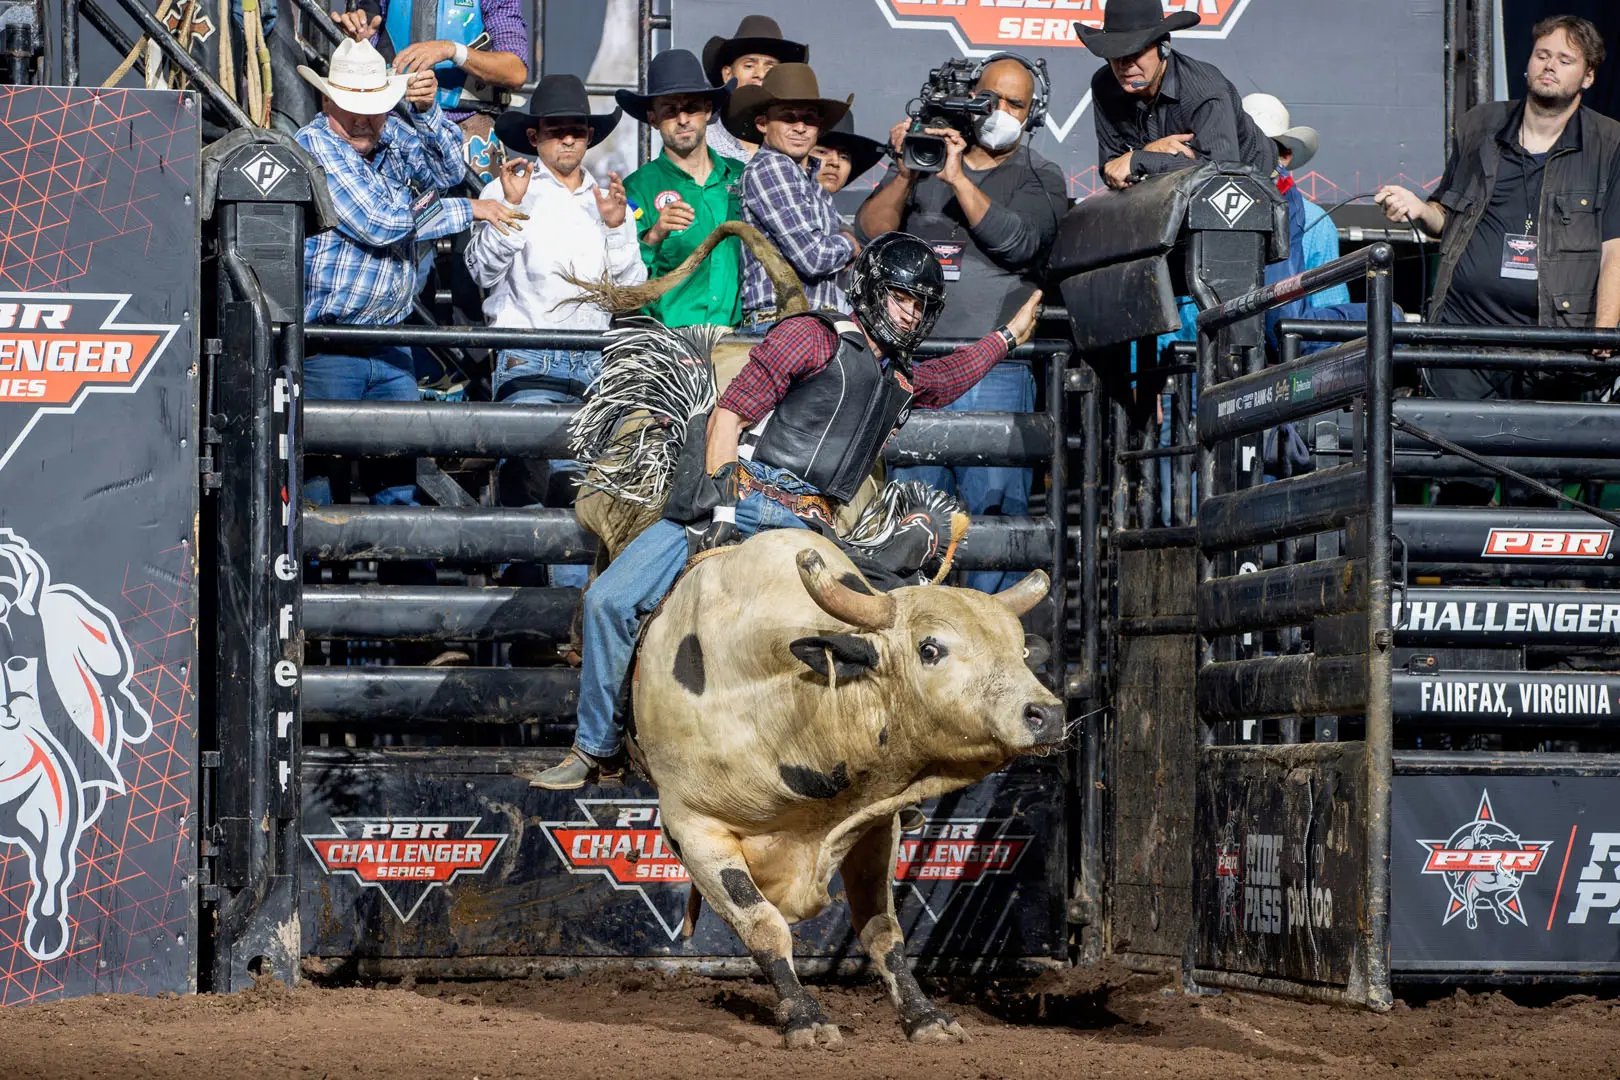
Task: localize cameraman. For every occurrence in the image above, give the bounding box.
[857,55,1067,594]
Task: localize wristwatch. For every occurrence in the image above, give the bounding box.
[995,325,1018,352]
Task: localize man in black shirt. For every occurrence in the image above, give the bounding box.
[857,54,1068,593]
[1376,14,1620,401]
[1077,0,1275,190]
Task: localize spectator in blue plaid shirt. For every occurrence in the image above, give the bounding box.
[294,39,520,505]
[725,63,859,327]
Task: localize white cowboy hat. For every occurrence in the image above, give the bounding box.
[1242,93,1320,171]
[298,39,409,116]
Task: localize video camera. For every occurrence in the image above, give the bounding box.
[901,58,997,174]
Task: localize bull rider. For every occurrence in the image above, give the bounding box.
[533,233,1042,790]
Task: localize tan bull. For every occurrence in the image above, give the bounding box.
[632,528,1064,1048]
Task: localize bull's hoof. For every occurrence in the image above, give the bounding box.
[781,1021,842,1050]
[905,1013,968,1044]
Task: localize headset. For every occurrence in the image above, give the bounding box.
[977,51,1051,132]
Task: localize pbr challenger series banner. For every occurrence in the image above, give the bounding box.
[0,88,200,1004]
[1393,775,1620,972]
[673,0,1444,205]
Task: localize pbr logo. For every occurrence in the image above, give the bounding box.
[304,817,509,921]
[1482,528,1612,559]
[0,529,152,961]
[0,293,179,473]
[1213,814,1242,931]
[1418,789,1552,930]
[540,799,1032,938]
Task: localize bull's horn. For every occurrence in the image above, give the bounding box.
[994,570,1050,618]
[796,549,895,630]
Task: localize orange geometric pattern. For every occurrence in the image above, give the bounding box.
[0,87,195,291]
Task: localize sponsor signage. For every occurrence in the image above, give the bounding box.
[0,87,200,1004]
[874,0,1251,52]
[1395,589,1620,645]
[1194,744,1364,986]
[538,799,1032,939]
[1393,775,1620,971]
[304,817,509,921]
[1395,672,1619,724]
[1482,529,1612,559]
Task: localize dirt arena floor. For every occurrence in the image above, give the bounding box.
[0,966,1615,1080]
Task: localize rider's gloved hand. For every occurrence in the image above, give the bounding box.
[696,462,742,551]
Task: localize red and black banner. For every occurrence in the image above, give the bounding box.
[0,87,199,1004]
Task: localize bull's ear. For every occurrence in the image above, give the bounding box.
[790,635,879,681]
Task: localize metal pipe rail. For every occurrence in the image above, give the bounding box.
[304,585,578,641]
[1276,318,1620,352]
[302,400,1058,467]
[1197,244,1392,333]
[303,667,581,724]
[300,322,1073,361]
[301,505,1053,570]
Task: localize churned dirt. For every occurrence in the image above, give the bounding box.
[0,967,1615,1080]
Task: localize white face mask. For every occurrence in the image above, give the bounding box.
[974,109,1024,151]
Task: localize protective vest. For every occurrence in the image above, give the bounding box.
[739,313,915,504]
[384,0,499,111]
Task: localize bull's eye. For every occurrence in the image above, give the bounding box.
[917,638,947,665]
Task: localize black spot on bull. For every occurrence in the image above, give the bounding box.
[883,944,949,1036]
[780,761,851,799]
[789,635,878,681]
[720,867,765,907]
[673,633,705,695]
[879,726,889,746]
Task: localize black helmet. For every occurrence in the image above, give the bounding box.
[848,232,946,358]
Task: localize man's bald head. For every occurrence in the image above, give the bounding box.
[977,58,1036,125]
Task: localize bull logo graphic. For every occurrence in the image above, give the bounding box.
[0,529,150,961]
[1418,789,1551,930]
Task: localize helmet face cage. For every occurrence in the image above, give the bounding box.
[850,233,946,357]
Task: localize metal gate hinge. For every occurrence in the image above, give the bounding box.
[200,751,222,769]
[203,338,224,356]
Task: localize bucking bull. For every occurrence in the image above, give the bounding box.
[565,224,1068,1046]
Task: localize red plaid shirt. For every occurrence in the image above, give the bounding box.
[717,315,1009,424]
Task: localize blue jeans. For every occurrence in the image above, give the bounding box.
[573,464,812,758]
[303,345,420,506]
[496,349,602,589]
[891,361,1036,594]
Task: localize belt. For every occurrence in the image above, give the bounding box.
[736,468,834,526]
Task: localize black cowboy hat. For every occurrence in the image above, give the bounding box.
[723,63,851,142]
[1074,0,1200,60]
[615,49,729,126]
[701,14,808,87]
[816,111,886,184]
[495,74,622,155]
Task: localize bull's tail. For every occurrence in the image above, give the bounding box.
[561,221,808,319]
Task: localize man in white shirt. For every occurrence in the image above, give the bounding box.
[466,73,646,588]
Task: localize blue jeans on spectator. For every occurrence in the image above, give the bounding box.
[303,345,420,506]
[573,462,812,759]
[495,348,601,589]
[891,361,1036,594]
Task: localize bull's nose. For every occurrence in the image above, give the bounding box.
[1024,701,1064,743]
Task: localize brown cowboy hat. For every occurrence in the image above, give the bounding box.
[701,15,808,87]
[1075,0,1200,60]
[723,63,851,142]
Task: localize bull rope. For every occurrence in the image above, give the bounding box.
[103,0,176,88]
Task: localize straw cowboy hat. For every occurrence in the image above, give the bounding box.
[723,63,851,142]
[1074,0,1200,60]
[615,48,729,126]
[701,14,808,87]
[494,74,622,156]
[297,38,410,115]
[816,111,887,184]
[1242,93,1320,170]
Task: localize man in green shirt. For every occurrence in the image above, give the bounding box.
[618,49,744,329]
